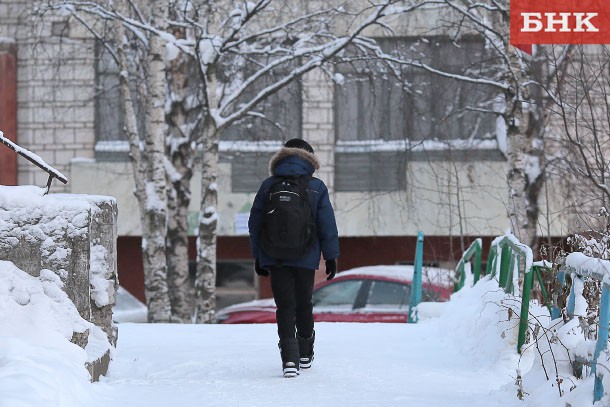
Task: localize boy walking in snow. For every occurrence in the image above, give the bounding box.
[248,138,340,378]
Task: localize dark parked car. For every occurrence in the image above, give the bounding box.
[216,265,453,323]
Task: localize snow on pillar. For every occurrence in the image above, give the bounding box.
[0,186,118,380]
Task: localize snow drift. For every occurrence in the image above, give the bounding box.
[0,260,110,406]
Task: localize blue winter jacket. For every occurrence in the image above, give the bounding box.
[248,147,340,270]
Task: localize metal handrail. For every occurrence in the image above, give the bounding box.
[454,235,608,402]
[487,235,536,353]
[518,264,553,354]
[0,131,68,192]
[453,238,482,292]
[488,235,533,296]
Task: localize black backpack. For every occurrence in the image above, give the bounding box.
[259,175,316,260]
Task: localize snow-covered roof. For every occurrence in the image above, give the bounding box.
[216,298,276,314]
[338,265,453,286]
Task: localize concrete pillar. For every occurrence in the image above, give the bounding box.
[302,69,335,192]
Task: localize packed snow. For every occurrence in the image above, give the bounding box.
[566,252,610,282]
[2,256,609,406]
[0,261,110,407]
[338,264,450,283]
[89,245,114,308]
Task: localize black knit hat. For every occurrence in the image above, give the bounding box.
[284,138,314,154]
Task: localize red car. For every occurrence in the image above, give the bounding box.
[215,265,453,323]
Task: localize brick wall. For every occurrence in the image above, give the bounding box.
[0,0,96,191]
[302,69,335,192]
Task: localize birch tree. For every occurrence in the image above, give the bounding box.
[111,1,173,322]
[549,45,610,230]
[169,0,431,323]
[348,0,573,250]
[44,0,426,322]
[39,0,192,321]
[165,6,199,322]
[434,2,571,251]
[436,1,558,251]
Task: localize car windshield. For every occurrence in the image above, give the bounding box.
[313,280,362,309]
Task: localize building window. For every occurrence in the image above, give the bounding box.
[220,56,302,192]
[220,69,302,142]
[186,260,257,310]
[95,43,130,161]
[335,151,406,192]
[228,151,275,192]
[216,261,257,310]
[94,46,302,193]
[334,36,498,192]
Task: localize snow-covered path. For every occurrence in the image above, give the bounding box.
[88,322,522,407]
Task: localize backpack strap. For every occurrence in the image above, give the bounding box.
[297,175,314,223]
[272,175,311,195]
[297,175,311,196]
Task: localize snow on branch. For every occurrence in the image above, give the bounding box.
[220,6,344,53]
[351,37,510,91]
[44,1,197,56]
[217,0,273,55]
[443,0,503,39]
[414,60,510,90]
[0,131,68,188]
[214,0,428,127]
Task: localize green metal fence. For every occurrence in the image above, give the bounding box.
[561,255,610,402]
[452,235,609,402]
[453,238,482,292]
[408,231,424,323]
[487,235,533,296]
[453,235,553,353]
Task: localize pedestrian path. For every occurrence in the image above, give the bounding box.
[88,322,523,407]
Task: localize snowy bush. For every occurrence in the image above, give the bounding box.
[518,315,599,406]
[442,265,610,405]
[518,249,610,405]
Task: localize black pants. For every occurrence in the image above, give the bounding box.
[270,266,315,341]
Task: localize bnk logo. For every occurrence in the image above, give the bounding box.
[510,0,610,52]
[521,12,598,33]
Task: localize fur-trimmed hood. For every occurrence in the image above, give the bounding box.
[268,147,320,176]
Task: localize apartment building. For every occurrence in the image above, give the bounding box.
[0,1,572,308]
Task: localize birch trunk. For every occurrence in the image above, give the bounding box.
[194,61,219,323]
[142,2,172,322]
[195,115,219,323]
[114,1,172,322]
[166,37,195,323]
[166,155,193,322]
[505,53,546,249]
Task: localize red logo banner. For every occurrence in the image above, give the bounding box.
[510,0,610,53]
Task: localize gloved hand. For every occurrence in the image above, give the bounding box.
[254,259,269,277]
[325,259,337,281]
